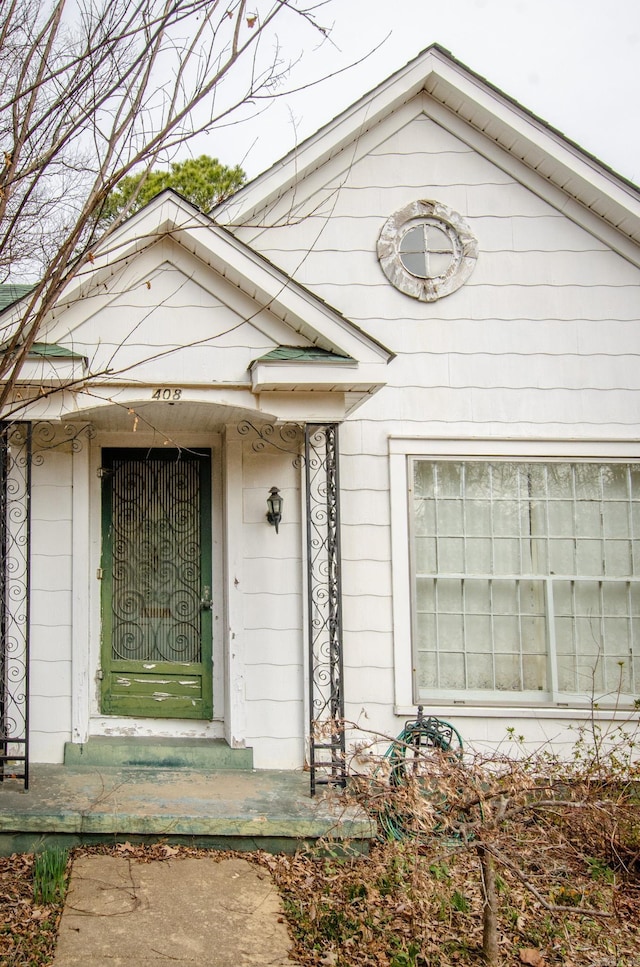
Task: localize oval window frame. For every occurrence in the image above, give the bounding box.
[377,200,478,302]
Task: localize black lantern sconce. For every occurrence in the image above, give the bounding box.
[266,486,283,533]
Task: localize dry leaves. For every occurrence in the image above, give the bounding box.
[519,949,545,966]
[0,822,639,967]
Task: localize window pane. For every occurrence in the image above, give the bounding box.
[546,464,573,497]
[438,500,463,535]
[439,614,464,651]
[466,538,491,572]
[415,612,436,650]
[548,501,574,535]
[466,499,491,535]
[601,465,629,499]
[415,536,436,572]
[603,502,630,539]
[495,654,522,690]
[573,465,600,499]
[465,615,493,652]
[436,463,462,497]
[414,498,435,536]
[576,539,604,576]
[575,501,600,538]
[439,537,464,572]
[414,462,434,497]
[521,616,546,654]
[464,463,492,498]
[523,655,547,691]
[417,651,438,688]
[464,580,491,613]
[493,538,521,573]
[466,652,494,689]
[440,653,465,689]
[548,538,576,574]
[493,615,520,653]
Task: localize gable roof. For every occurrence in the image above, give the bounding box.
[2,192,393,421]
[38,190,392,365]
[216,44,640,261]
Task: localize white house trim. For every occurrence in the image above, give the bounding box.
[390,437,640,714]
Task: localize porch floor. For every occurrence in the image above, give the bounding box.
[0,764,374,856]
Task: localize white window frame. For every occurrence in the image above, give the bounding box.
[390,438,640,714]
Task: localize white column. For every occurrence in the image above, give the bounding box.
[71,443,91,743]
[223,432,246,748]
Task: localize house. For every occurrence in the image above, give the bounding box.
[1,45,639,790]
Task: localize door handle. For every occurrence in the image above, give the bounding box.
[200,586,212,610]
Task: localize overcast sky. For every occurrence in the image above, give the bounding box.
[196,0,640,186]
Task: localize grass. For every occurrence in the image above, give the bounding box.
[33,847,68,905]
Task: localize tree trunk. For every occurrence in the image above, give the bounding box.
[477,844,500,965]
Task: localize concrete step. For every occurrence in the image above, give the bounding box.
[64,737,254,771]
[0,764,374,856]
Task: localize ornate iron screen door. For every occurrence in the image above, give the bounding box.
[100,449,213,719]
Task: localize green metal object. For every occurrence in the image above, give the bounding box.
[379,708,464,842]
[100,448,213,719]
[385,707,463,786]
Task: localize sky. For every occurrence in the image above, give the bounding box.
[194,0,640,186]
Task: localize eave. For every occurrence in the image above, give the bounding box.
[216,45,640,254]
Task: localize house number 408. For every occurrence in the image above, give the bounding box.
[151,388,182,400]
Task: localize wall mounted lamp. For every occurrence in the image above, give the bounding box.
[266,486,283,533]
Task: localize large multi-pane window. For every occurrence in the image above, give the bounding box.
[412,461,640,705]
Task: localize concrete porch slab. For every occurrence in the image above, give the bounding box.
[0,764,374,855]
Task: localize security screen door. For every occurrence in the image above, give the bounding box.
[100,449,213,719]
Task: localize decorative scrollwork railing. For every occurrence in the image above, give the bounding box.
[0,423,31,788]
[305,424,346,794]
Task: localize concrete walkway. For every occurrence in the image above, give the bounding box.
[53,854,294,966]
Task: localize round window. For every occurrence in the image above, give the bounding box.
[377,201,478,302]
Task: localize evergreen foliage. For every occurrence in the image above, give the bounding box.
[101,156,245,222]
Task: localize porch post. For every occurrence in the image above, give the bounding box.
[0,423,31,788]
[304,424,346,795]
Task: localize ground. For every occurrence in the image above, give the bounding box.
[1,831,639,967]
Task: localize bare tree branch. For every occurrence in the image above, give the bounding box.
[0,0,334,413]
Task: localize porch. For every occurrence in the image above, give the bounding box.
[0,739,374,856]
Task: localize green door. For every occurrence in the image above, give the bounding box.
[100,449,213,719]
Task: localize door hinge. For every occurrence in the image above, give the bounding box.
[96,567,103,580]
[97,669,104,680]
[96,467,112,478]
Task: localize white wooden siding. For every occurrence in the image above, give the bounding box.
[240,437,305,768]
[235,101,640,746]
[29,451,73,762]
[50,243,304,388]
